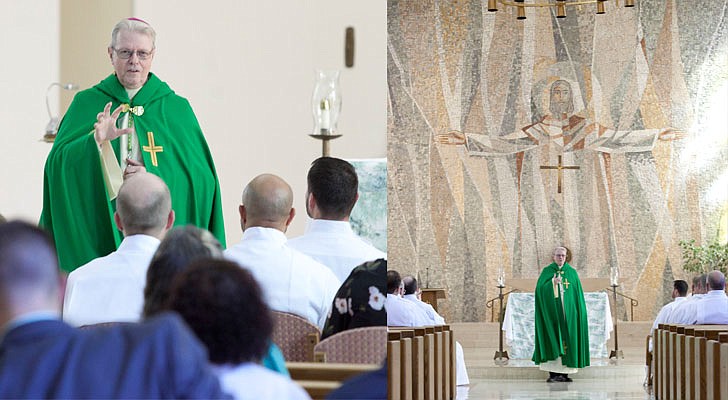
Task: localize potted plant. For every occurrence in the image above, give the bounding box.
[678,239,728,274]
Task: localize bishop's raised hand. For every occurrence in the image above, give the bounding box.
[93,102,134,146]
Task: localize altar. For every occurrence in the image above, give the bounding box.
[502,292,613,359]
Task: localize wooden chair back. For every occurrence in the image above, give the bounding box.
[314,326,387,364]
[271,311,321,362]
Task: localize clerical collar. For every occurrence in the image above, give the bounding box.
[126,87,142,101]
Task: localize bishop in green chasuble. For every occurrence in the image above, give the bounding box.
[40,73,226,273]
[532,247,590,374]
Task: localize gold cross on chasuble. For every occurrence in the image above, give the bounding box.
[142,132,163,166]
[540,155,580,193]
[563,278,570,290]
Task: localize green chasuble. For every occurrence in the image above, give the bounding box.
[40,73,225,273]
[531,262,590,369]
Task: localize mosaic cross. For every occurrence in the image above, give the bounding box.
[540,155,579,193]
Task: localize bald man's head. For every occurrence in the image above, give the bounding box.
[240,174,294,232]
[707,270,726,291]
[116,173,173,237]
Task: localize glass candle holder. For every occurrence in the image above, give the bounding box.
[311,70,342,136]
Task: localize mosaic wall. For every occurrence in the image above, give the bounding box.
[387,0,728,322]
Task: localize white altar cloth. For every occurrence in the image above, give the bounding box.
[502,292,613,359]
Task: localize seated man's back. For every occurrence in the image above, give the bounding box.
[63,234,159,326]
[63,172,174,326]
[288,219,385,282]
[289,157,386,282]
[696,271,728,324]
[226,227,340,329]
[0,313,225,399]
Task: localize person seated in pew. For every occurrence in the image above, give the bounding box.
[669,274,708,325]
[288,157,386,283]
[224,174,340,330]
[63,172,175,327]
[649,280,688,351]
[402,275,445,325]
[321,258,387,340]
[386,270,430,326]
[0,221,226,399]
[167,259,311,400]
[142,225,224,318]
[401,275,470,386]
[696,270,728,324]
[142,225,288,375]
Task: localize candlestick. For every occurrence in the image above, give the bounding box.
[611,266,619,286]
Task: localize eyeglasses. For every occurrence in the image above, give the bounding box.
[113,48,153,60]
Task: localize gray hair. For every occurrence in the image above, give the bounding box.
[110,18,156,49]
[707,270,726,291]
[143,226,224,318]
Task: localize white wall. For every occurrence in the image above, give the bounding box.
[0,2,59,222]
[2,1,386,246]
[136,0,387,244]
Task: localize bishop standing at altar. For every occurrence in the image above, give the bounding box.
[41,18,225,272]
[532,246,589,382]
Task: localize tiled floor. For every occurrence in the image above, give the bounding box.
[458,379,654,399]
[457,378,654,400]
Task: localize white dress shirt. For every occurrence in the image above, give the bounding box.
[649,296,686,351]
[652,296,687,332]
[696,290,728,324]
[63,234,160,326]
[225,227,341,329]
[386,293,430,327]
[288,219,386,282]
[403,294,446,325]
[668,294,705,325]
[212,363,311,400]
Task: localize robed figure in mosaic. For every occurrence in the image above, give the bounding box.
[40,19,225,273]
[437,78,680,275]
[532,247,589,382]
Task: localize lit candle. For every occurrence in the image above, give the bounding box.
[319,99,330,133]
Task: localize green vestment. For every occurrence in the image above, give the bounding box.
[40,73,225,273]
[531,262,590,368]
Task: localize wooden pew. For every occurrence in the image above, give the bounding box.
[388,340,401,400]
[654,324,728,400]
[288,362,380,400]
[388,326,457,400]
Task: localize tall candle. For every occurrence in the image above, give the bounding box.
[320,99,330,133]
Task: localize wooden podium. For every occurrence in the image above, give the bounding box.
[420,288,446,312]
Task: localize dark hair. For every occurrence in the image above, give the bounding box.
[143,226,223,318]
[673,280,688,296]
[307,157,358,219]
[167,259,273,364]
[402,275,418,295]
[0,221,58,296]
[386,270,402,294]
